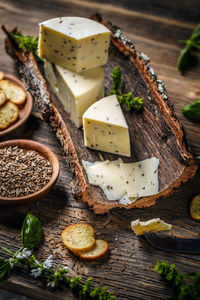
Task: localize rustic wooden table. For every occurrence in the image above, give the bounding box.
[0,0,200,299]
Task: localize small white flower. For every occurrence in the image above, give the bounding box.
[43,255,53,269]
[30,268,42,278]
[16,252,24,259]
[16,248,32,259]
[47,281,56,288]
[22,248,32,259]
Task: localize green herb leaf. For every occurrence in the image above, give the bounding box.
[182,99,200,122]
[110,66,143,111]
[178,23,200,72]
[112,66,121,91]
[154,261,200,299]
[10,32,43,62]
[195,156,200,166]
[190,23,200,43]
[177,45,192,72]
[0,258,11,282]
[21,213,42,250]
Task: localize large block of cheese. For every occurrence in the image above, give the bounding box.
[39,17,111,73]
[44,60,104,127]
[83,95,131,156]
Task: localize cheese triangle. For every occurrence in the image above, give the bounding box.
[83,95,130,156]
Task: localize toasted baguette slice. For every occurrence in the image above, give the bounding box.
[190,194,200,220]
[61,223,95,253]
[78,239,109,260]
[0,90,6,107]
[0,70,4,80]
[2,83,26,105]
[0,101,19,130]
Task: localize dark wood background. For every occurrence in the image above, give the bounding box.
[0,0,200,299]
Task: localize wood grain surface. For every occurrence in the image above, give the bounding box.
[0,0,200,299]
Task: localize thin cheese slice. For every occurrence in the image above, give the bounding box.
[82,160,109,186]
[83,95,131,156]
[83,159,126,200]
[120,157,159,197]
[131,218,172,235]
[119,194,138,206]
[39,17,111,73]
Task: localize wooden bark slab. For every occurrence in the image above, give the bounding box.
[3,15,197,214]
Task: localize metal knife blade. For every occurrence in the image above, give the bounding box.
[144,232,200,254]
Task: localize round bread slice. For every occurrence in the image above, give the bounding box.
[0,70,4,80]
[0,80,9,89]
[0,101,19,130]
[3,83,26,105]
[0,90,6,107]
[78,239,109,260]
[190,194,200,220]
[61,223,95,253]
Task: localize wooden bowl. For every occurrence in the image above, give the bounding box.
[0,139,60,205]
[0,74,33,137]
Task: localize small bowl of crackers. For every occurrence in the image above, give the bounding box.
[0,70,33,137]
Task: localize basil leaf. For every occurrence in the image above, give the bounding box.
[0,258,11,282]
[190,23,200,43]
[182,99,200,122]
[112,66,121,91]
[21,214,42,250]
[177,46,192,71]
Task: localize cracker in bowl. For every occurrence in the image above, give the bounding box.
[2,83,26,105]
[0,101,19,130]
[0,90,6,107]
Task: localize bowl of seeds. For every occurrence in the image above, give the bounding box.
[0,139,60,205]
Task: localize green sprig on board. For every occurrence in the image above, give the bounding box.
[10,33,39,56]
[0,213,115,300]
[1,25,43,62]
[154,261,200,300]
[110,66,143,111]
[178,23,200,72]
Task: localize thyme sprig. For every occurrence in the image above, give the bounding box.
[154,261,200,300]
[110,66,143,111]
[0,213,115,300]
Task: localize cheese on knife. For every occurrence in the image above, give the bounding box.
[131,218,172,235]
[83,95,131,156]
[120,157,159,197]
[44,60,104,127]
[39,17,111,73]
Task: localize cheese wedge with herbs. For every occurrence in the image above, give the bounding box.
[131,218,172,235]
[39,17,111,73]
[44,60,104,127]
[120,157,159,197]
[83,95,131,156]
[83,159,127,200]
